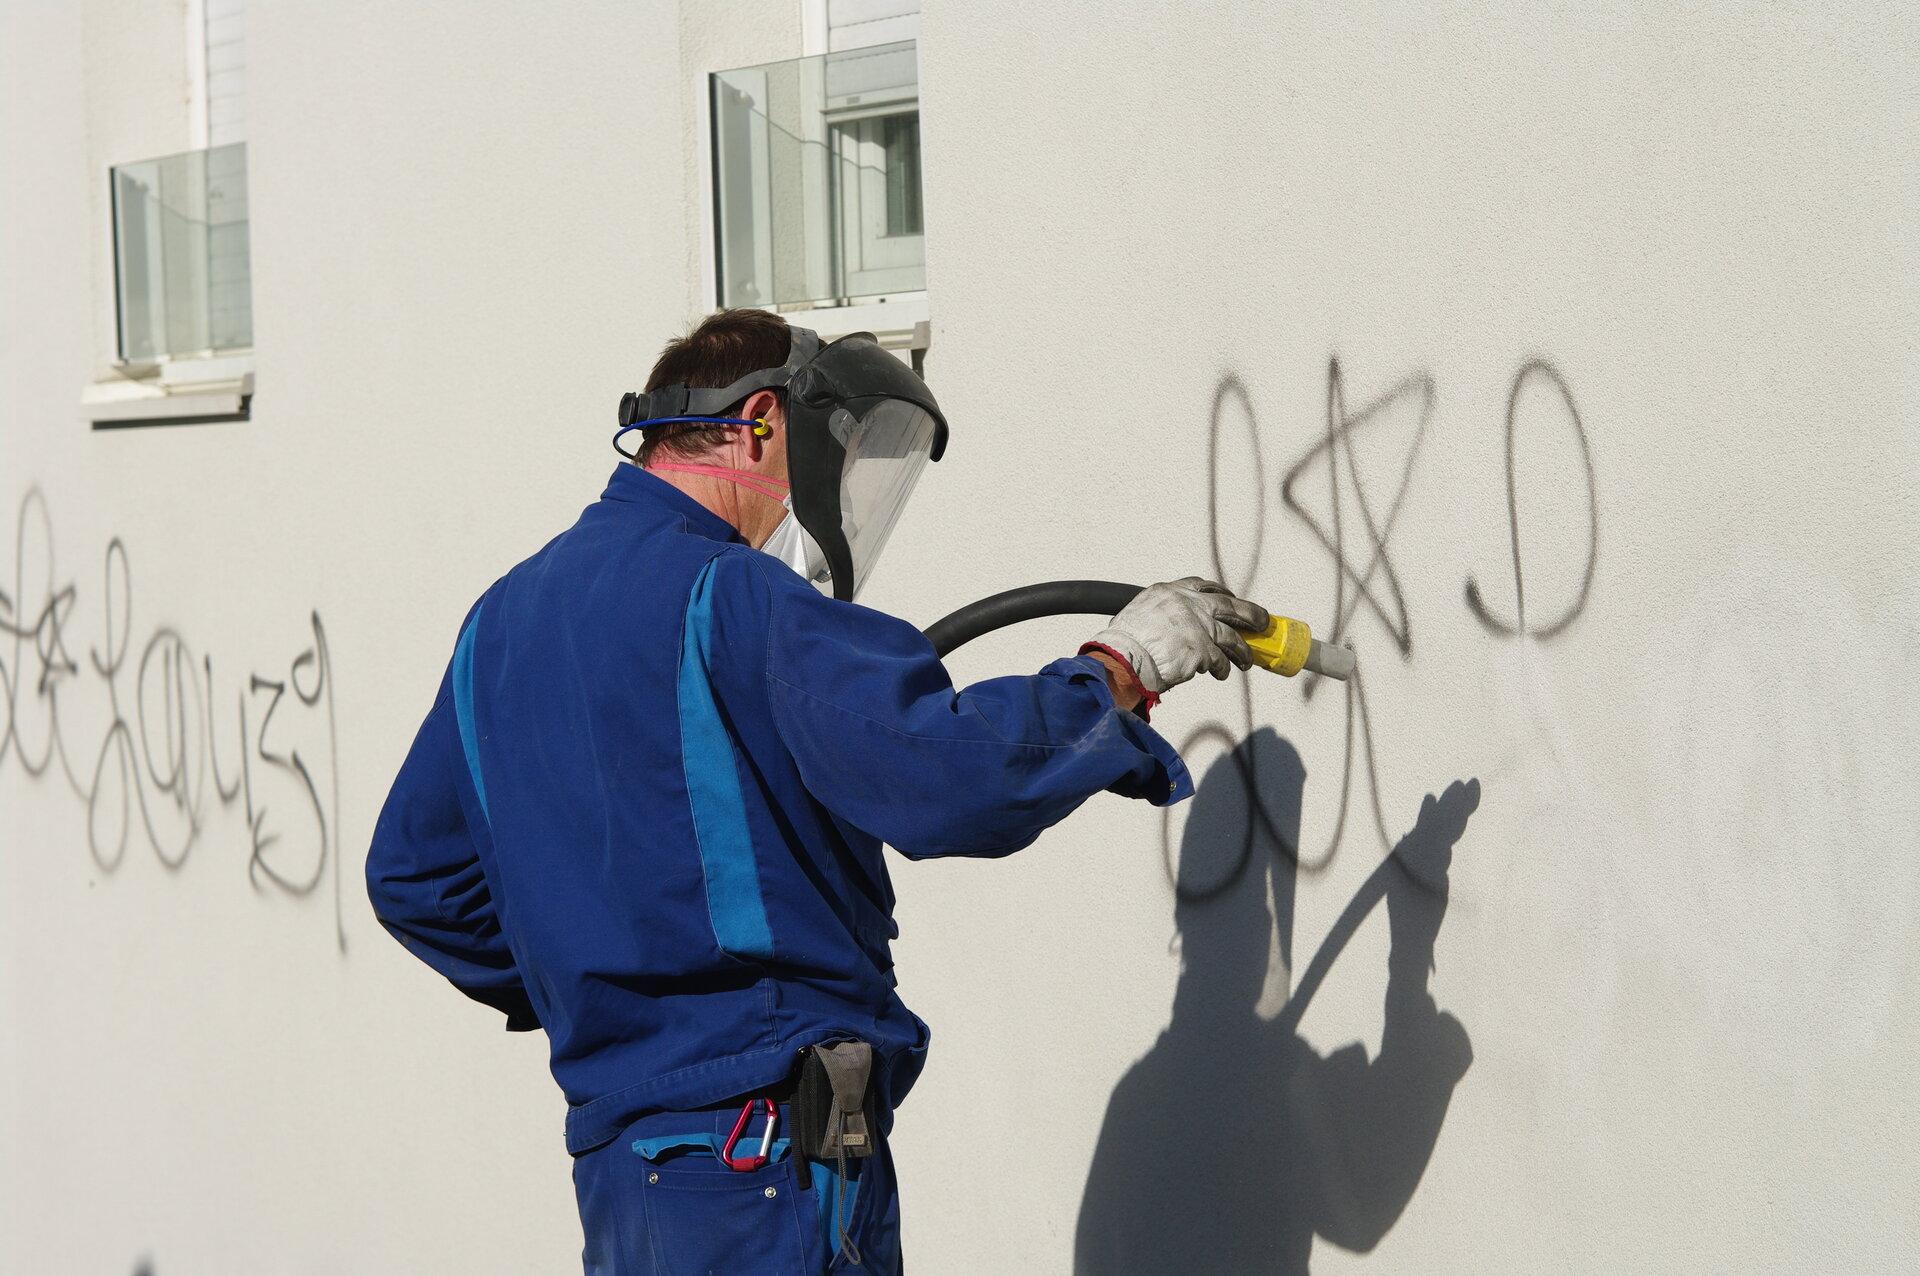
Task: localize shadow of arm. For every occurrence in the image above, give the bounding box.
[1281,779,1481,1252]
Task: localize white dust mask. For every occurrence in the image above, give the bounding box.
[761,497,831,589]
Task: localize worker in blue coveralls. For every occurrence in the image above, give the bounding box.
[366,308,1270,1274]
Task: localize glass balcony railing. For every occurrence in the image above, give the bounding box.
[711,41,925,311]
[111,142,253,362]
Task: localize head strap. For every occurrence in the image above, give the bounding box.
[618,326,824,428]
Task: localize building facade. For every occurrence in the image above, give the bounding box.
[3,1,1915,1270]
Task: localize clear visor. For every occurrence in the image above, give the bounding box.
[832,399,938,598]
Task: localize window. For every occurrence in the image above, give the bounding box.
[111,142,252,362]
[105,0,251,368]
[881,113,922,238]
[711,41,926,311]
[86,0,251,424]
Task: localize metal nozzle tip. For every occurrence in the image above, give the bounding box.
[1305,640,1357,681]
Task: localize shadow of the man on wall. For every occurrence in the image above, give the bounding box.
[1075,729,1480,1274]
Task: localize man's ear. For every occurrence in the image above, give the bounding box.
[741,389,781,430]
[740,389,780,462]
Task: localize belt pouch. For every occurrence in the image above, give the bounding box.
[793,1040,877,1161]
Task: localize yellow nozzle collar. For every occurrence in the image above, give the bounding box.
[1246,615,1314,676]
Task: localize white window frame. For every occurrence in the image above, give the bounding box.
[186,0,211,148]
[801,0,831,56]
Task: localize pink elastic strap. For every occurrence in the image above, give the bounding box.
[646,462,791,504]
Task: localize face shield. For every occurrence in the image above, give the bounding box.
[824,398,939,598]
[617,327,947,601]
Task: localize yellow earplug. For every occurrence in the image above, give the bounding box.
[751,418,771,438]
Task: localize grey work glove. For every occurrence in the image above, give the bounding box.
[1087,578,1270,695]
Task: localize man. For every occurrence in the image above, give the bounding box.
[367,308,1268,1273]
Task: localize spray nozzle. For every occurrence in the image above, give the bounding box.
[1245,615,1356,681]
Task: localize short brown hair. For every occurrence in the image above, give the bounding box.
[636,309,793,465]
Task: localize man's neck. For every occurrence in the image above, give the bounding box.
[639,460,781,547]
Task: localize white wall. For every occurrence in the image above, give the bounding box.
[4,2,1915,1272]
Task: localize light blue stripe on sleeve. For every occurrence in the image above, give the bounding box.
[452,605,491,824]
[678,559,776,961]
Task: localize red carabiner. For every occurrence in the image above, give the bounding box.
[720,1097,779,1172]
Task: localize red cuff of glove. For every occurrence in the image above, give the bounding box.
[1079,641,1160,719]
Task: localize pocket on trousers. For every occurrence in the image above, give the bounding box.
[639,1153,812,1276]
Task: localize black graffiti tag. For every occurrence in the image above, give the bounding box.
[1,487,344,950]
[1464,360,1599,638]
[1166,356,1598,897]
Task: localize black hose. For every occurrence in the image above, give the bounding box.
[923,580,1144,658]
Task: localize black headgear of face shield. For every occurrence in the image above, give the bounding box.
[615,326,948,601]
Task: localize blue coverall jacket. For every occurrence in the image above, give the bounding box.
[367,464,1193,1156]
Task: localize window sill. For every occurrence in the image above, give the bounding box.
[85,353,253,428]
[775,294,928,349]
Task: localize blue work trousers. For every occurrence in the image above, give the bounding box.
[573,1100,901,1274]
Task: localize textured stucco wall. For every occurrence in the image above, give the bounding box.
[902,7,1918,1269]
[4,2,1916,1272]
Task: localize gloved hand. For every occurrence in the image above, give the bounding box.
[1085,578,1270,695]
